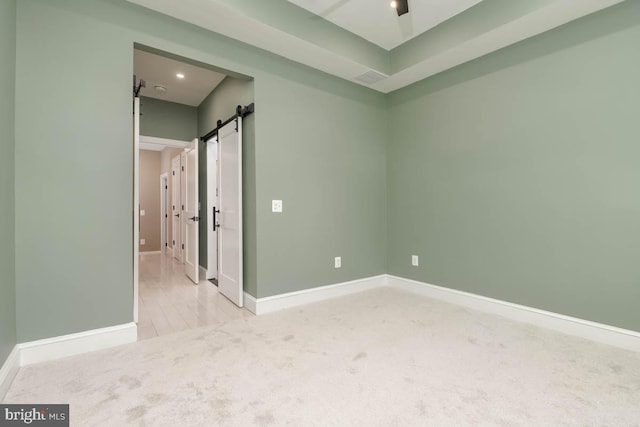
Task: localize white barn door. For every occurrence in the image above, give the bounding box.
[206,137,218,280]
[217,118,243,307]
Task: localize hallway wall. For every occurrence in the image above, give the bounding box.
[139,150,162,252]
[140,96,197,142]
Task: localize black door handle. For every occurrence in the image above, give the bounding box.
[174,214,180,218]
[213,207,220,231]
[188,216,199,222]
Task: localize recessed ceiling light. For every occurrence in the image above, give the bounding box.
[390,1,397,8]
[176,73,185,79]
[154,85,166,92]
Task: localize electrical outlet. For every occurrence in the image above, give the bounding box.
[140,239,146,245]
[272,200,283,213]
[334,256,341,268]
[412,255,419,266]
[140,210,145,216]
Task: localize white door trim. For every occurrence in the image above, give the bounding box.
[171,154,182,262]
[140,135,190,149]
[183,139,199,284]
[133,97,140,324]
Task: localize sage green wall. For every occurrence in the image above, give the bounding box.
[139,96,198,141]
[14,0,386,340]
[0,0,17,363]
[198,77,254,138]
[197,77,254,271]
[387,2,640,331]
[254,74,387,297]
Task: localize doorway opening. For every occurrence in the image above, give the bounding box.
[132,46,255,340]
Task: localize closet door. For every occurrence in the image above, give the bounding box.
[183,139,199,284]
[217,118,243,307]
[171,155,181,261]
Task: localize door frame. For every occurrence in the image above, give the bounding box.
[134,133,189,323]
[160,173,169,254]
[133,97,140,324]
[171,154,183,261]
[132,44,255,321]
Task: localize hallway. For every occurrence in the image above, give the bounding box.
[137,252,249,340]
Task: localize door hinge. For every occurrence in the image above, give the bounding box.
[182,204,184,211]
[165,185,168,190]
[165,242,168,247]
[182,244,184,250]
[173,240,175,245]
[182,166,184,171]
[172,171,175,176]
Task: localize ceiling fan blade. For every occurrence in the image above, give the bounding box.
[395,0,409,16]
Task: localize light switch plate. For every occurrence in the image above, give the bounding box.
[335,256,341,268]
[412,255,419,266]
[140,210,145,216]
[140,239,146,245]
[272,200,283,213]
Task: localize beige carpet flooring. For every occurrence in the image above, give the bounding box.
[5,288,640,426]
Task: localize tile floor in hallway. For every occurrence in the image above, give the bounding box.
[137,252,250,340]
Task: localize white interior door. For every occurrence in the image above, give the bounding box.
[160,174,168,253]
[133,97,140,323]
[206,137,218,280]
[181,151,187,262]
[218,118,243,307]
[171,155,181,261]
[184,139,199,284]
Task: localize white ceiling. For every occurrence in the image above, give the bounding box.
[134,49,227,106]
[287,0,483,50]
[127,0,624,93]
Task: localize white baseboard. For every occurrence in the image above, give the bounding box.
[243,292,257,315]
[0,346,20,401]
[250,275,387,315]
[199,266,208,281]
[140,250,162,255]
[18,323,138,366]
[243,273,639,352]
[387,275,640,352]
